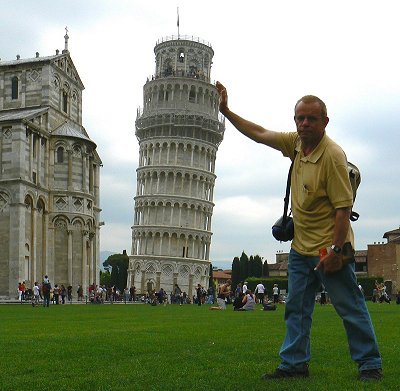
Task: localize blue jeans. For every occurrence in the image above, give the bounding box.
[279,249,381,372]
[43,294,50,307]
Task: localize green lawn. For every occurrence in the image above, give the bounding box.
[1,302,398,391]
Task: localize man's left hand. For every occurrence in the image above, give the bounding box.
[315,251,343,274]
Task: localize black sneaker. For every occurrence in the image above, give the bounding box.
[261,367,309,380]
[358,368,382,381]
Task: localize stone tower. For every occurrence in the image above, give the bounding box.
[0,32,102,298]
[127,35,225,298]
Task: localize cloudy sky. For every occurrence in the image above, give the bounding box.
[1,0,399,269]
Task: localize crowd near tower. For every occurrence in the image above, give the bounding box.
[127,35,225,297]
[0,32,102,298]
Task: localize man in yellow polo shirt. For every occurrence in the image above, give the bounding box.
[216,82,382,382]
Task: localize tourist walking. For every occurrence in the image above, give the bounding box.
[53,284,61,304]
[196,284,202,306]
[216,81,382,381]
[42,278,51,307]
[254,282,265,304]
[60,285,66,304]
[67,285,73,303]
[173,284,182,304]
[272,284,279,304]
[77,285,83,301]
[33,282,40,306]
[18,282,23,302]
[21,281,26,301]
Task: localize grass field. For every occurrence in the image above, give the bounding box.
[1,302,398,391]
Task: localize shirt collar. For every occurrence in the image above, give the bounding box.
[297,132,329,163]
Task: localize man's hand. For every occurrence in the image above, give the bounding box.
[315,251,343,274]
[216,81,228,114]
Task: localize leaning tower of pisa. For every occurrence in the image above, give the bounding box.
[127,35,225,298]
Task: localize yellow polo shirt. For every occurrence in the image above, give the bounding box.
[274,132,354,256]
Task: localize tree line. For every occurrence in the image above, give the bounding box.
[231,251,270,289]
[100,251,129,291]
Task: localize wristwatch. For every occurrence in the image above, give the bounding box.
[331,244,342,254]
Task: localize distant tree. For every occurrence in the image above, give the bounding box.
[231,256,240,289]
[100,270,111,287]
[248,255,255,278]
[253,255,263,278]
[262,260,270,278]
[239,251,249,282]
[208,263,213,288]
[103,251,129,291]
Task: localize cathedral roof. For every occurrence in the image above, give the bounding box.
[51,121,96,146]
[0,52,84,89]
[0,54,62,67]
[0,107,48,122]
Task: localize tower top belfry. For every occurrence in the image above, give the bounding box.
[154,35,214,83]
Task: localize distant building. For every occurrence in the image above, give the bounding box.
[0,32,102,298]
[269,259,288,277]
[271,249,369,277]
[212,269,231,285]
[367,227,400,295]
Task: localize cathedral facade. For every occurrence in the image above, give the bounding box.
[127,35,225,297]
[0,33,101,298]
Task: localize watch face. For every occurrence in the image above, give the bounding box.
[331,245,341,254]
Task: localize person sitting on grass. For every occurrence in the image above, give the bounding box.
[210,279,231,310]
[233,292,245,311]
[236,289,256,311]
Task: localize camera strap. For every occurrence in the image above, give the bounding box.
[282,151,297,224]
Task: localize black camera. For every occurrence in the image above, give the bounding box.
[272,215,294,242]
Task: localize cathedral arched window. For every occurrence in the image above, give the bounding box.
[178,50,185,63]
[62,91,68,113]
[11,77,18,100]
[56,146,64,163]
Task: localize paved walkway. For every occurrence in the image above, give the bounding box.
[0,298,144,305]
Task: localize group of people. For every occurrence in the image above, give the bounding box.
[211,280,281,311]
[143,284,215,306]
[372,281,391,304]
[30,276,73,307]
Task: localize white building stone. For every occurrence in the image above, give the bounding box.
[127,35,225,298]
[0,33,102,298]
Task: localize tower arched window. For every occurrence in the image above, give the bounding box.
[178,50,185,63]
[11,77,18,100]
[164,59,173,77]
[56,146,64,163]
[189,88,196,103]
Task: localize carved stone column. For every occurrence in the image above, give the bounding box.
[82,230,88,292]
[67,149,73,190]
[67,228,73,285]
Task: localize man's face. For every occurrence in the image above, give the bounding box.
[294,101,329,147]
